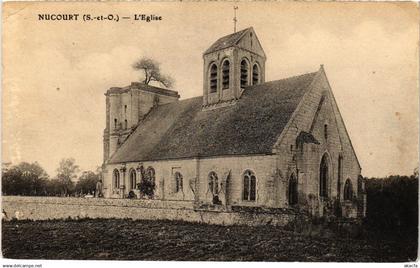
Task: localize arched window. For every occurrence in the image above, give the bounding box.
[288,174,298,205]
[337,155,343,199]
[208,171,219,195]
[222,60,230,89]
[209,63,218,93]
[147,167,156,184]
[243,170,256,201]
[175,172,183,193]
[124,119,128,129]
[114,118,118,129]
[113,169,120,189]
[240,59,249,88]
[319,154,329,198]
[344,179,353,201]
[129,169,136,190]
[252,64,260,85]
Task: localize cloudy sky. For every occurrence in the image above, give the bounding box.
[3,2,418,177]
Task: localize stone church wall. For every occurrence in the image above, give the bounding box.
[197,155,277,207]
[273,70,361,217]
[105,159,197,201]
[104,154,279,208]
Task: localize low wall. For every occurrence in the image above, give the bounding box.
[2,196,299,226]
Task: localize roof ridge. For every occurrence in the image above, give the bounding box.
[245,70,319,89]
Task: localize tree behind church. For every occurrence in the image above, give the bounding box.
[2,162,49,195]
[56,158,79,196]
[75,170,100,196]
[132,57,174,88]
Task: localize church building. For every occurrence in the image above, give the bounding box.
[102,27,366,218]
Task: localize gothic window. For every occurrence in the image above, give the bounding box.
[124,119,128,129]
[240,59,249,88]
[243,170,256,201]
[324,124,328,140]
[252,64,260,85]
[208,171,219,195]
[114,118,117,129]
[147,167,156,184]
[175,172,183,193]
[129,169,136,190]
[222,60,230,90]
[124,105,127,114]
[113,169,120,189]
[344,179,353,201]
[337,155,343,199]
[209,63,218,93]
[319,154,329,198]
[288,174,298,205]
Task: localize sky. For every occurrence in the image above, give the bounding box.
[3,2,419,178]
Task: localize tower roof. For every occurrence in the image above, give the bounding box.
[204,27,252,55]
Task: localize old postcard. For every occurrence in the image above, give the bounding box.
[2,1,418,265]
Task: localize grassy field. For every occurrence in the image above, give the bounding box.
[2,218,417,261]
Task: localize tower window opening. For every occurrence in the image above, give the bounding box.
[222,60,230,90]
[124,119,128,129]
[252,64,260,85]
[240,59,249,88]
[209,64,218,93]
[114,118,117,129]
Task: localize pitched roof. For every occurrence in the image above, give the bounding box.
[108,71,318,164]
[106,82,179,98]
[204,27,251,55]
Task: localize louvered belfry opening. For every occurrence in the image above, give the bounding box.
[209,64,218,93]
[222,60,230,89]
[252,64,259,85]
[240,60,248,88]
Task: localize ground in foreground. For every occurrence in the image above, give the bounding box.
[2,218,417,261]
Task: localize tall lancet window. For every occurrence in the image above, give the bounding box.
[222,60,230,89]
[252,64,260,85]
[240,59,249,88]
[209,63,218,93]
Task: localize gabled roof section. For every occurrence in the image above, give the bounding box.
[204,27,252,55]
[108,71,318,164]
[318,67,362,169]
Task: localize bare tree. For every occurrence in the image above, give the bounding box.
[132,57,174,88]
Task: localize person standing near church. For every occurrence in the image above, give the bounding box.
[95,179,103,198]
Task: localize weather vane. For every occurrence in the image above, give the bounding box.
[233,6,238,33]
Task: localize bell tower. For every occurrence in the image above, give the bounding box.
[202,27,266,108]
